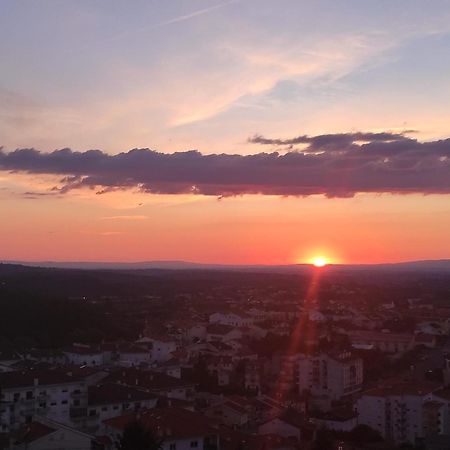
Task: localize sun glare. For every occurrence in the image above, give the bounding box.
[312,257,327,267]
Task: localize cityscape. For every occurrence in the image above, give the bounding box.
[1,1,450,449]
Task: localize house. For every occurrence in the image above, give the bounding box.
[414,334,437,348]
[209,311,254,327]
[206,324,242,343]
[219,427,298,450]
[10,418,94,450]
[258,410,304,441]
[102,368,196,400]
[117,344,151,367]
[153,358,182,379]
[79,383,158,430]
[103,407,220,450]
[63,345,104,366]
[310,407,358,431]
[0,351,23,373]
[205,400,249,427]
[136,337,177,363]
[347,330,415,353]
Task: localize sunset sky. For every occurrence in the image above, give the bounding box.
[1,0,450,264]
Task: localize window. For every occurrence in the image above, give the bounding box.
[26,391,33,400]
[61,400,68,404]
[102,406,107,411]
[89,409,97,417]
[190,441,198,448]
[169,444,176,450]
[13,393,20,402]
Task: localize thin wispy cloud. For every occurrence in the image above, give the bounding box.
[100,215,148,221]
[105,0,240,44]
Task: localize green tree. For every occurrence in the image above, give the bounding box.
[116,420,163,450]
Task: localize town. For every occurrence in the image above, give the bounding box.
[1,263,450,449]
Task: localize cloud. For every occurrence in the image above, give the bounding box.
[100,215,148,221]
[0,131,449,198]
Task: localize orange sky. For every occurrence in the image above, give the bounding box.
[1,184,449,264]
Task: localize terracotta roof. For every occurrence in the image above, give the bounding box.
[0,369,82,389]
[432,387,450,401]
[104,407,217,440]
[348,330,414,343]
[88,383,157,406]
[362,380,440,397]
[64,345,103,355]
[14,422,56,444]
[207,324,236,335]
[102,368,195,391]
[118,345,149,354]
[414,333,436,343]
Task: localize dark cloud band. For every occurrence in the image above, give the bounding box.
[1,131,449,197]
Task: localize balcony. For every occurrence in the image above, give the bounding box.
[69,407,88,419]
[70,391,87,399]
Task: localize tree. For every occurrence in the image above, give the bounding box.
[312,427,336,450]
[116,420,163,450]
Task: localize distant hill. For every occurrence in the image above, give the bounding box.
[2,259,450,272]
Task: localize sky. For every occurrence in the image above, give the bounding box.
[1,0,450,264]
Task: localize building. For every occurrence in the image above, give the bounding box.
[63,345,105,366]
[356,381,440,444]
[0,370,87,432]
[10,418,94,450]
[103,407,220,450]
[258,410,304,441]
[209,311,254,328]
[77,383,158,431]
[348,330,415,353]
[102,368,196,400]
[117,345,151,367]
[206,324,242,343]
[297,351,363,401]
[136,337,177,363]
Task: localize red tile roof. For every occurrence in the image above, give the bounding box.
[0,369,82,389]
[363,380,441,397]
[15,422,56,444]
[88,383,157,406]
[104,407,218,440]
[102,368,195,392]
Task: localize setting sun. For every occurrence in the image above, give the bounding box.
[312,257,328,267]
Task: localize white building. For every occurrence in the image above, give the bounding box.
[298,351,363,401]
[63,345,105,366]
[209,312,254,327]
[117,345,152,367]
[356,381,440,445]
[206,324,242,343]
[348,330,415,353]
[0,370,87,432]
[136,337,177,363]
